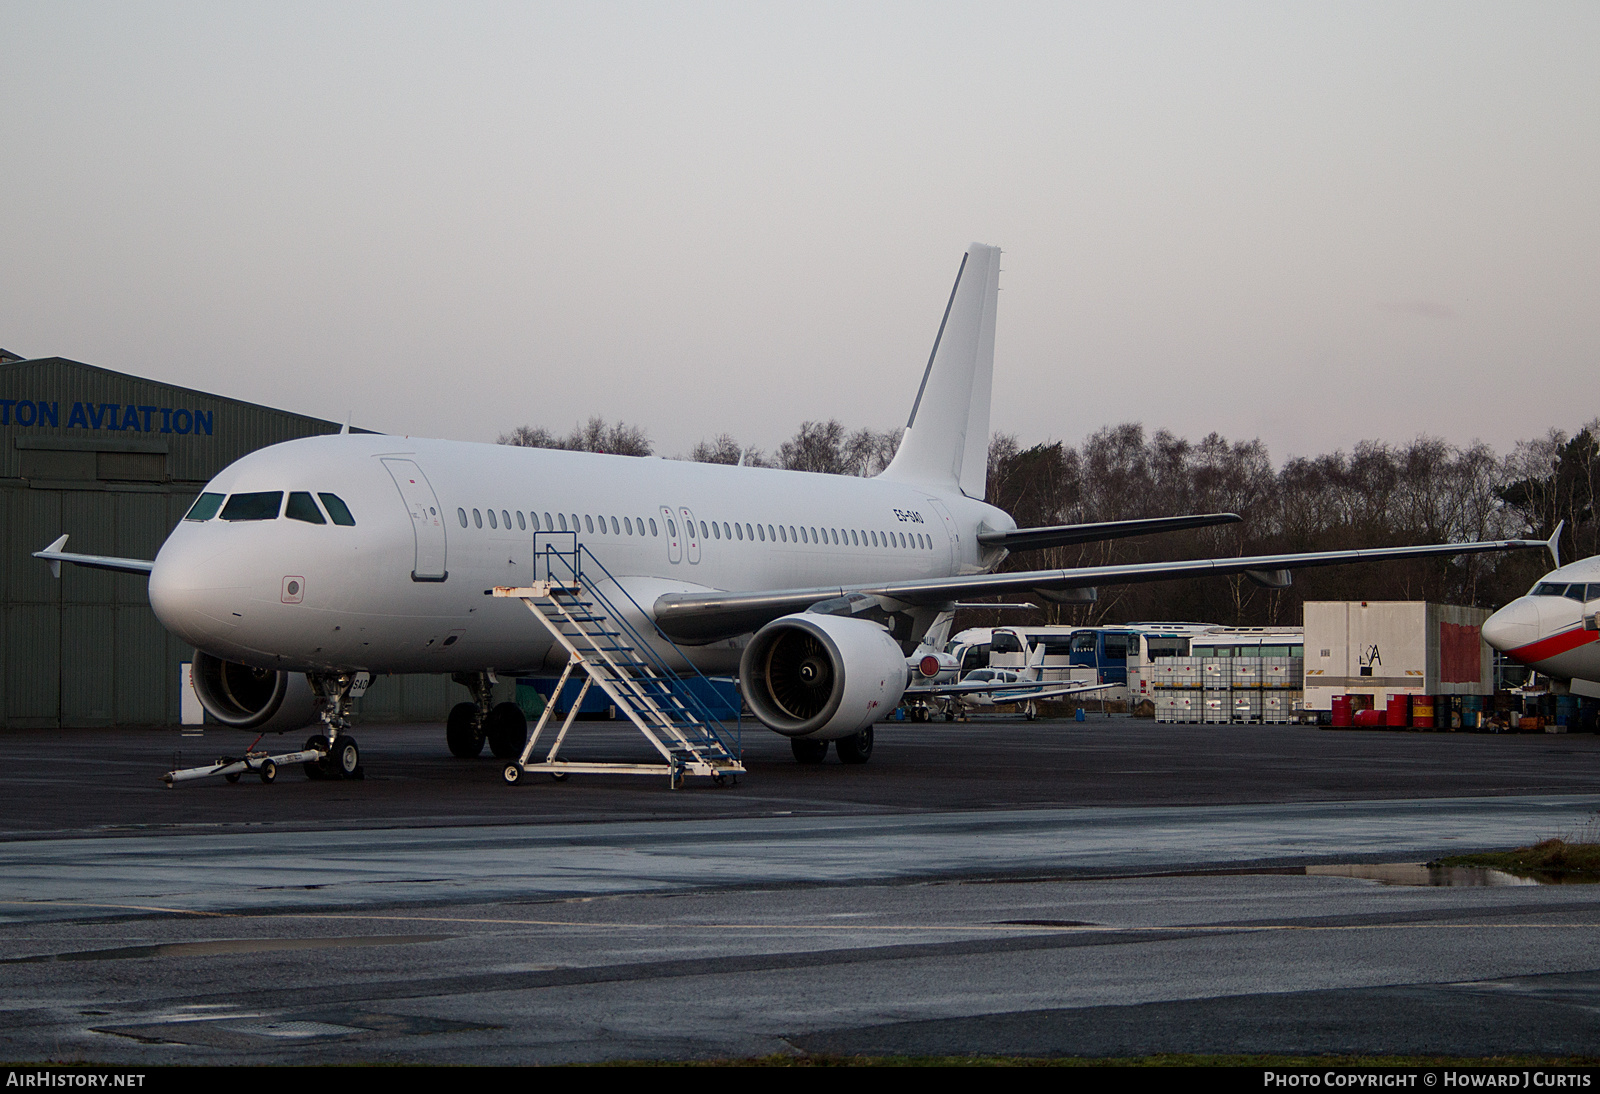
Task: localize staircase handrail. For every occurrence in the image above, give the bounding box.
[530,531,741,756]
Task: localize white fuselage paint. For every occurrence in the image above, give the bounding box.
[148,434,1013,678]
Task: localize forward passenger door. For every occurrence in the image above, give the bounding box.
[381,458,448,581]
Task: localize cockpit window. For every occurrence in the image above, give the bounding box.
[185,493,225,521]
[1532,582,1596,600]
[220,492,284,521]
[318,493,356,526]
[285,492,327,524]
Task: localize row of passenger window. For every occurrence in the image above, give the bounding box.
[458,506,935,550]
[185,491,357,526]
[1532,582,1600,601]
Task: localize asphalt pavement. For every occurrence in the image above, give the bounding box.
[2,717,1598,1063]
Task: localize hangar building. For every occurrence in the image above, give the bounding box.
[0,354,454,729]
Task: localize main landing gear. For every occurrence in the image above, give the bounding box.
[448,671,527,760]
[790,726,874,765]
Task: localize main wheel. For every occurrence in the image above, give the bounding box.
[303,734,330,779]
[446,702,484,758]
[485,702,528,760]
[790,737,829,764]
[328,736,360,779]
[835,726,874,765]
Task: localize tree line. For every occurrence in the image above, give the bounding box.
[500,417,1600,626]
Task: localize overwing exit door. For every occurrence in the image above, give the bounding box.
[679,507,701,564]
[660,505,682,564]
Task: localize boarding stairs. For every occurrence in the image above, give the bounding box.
[494,535,743,788]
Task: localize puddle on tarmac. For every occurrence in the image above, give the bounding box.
[1307,864,1583,887]
[3,934,450,963]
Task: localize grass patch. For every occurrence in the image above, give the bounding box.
[1434,837,1600,881]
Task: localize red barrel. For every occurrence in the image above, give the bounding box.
[1354,707,1385,728]
[1412,696,1435,729]
[1332,695,1353,727]
[1387,693,1411,728]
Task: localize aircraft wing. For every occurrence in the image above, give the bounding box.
[33,535,155,578]
[908,679,1113,701]
[652,535,1550,643]
[977,512,1241,552]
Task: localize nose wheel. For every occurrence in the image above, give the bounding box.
[303,733,362,779]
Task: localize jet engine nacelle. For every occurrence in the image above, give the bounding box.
[740,613,909,739]
[190,651,319,732]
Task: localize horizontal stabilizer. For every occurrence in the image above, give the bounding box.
[34,535,155,578]
[977,513,1242,553]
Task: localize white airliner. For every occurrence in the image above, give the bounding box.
[1482,536,1600,697]
[36,243,1552,774]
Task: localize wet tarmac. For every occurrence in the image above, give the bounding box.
[2,719,1599,1062]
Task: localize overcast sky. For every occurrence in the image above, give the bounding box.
[3,2,1596,463]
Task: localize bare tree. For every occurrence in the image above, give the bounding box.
[843,427,901,477]
[498,416,652,456]
[689,434,766,467]
[777,420,849,474]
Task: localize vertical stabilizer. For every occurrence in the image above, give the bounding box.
[880,243,1000,498]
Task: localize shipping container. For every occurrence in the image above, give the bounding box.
[1302,601,1494,712]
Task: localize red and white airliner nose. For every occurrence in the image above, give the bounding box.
[1482,589,1600,686]
[1482,598,1542,660]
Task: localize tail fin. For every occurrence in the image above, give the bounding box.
[879,243,1000,499]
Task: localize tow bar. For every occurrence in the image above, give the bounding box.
[162,746,328,787]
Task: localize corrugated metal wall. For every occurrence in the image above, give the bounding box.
[2,357,459,728]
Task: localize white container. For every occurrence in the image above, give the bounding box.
[1303,601,1493,711]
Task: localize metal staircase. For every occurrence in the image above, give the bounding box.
[494,534,744,788]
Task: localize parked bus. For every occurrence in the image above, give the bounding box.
[1187,628,1304,660]
[953,623,1220,702]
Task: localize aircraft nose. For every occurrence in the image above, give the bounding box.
[1482,598,1540,654]
[148,536,247,648]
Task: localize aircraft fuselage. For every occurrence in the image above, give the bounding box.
[148,433,1011,677]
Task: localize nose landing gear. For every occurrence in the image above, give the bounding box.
[305,673,363,780]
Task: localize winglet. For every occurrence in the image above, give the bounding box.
[340,411,352,435]
[41,534,67,579]
[1548,521,1565,569]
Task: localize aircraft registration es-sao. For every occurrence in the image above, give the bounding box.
[1482,536,1600,698]
[35,243,1553,774]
